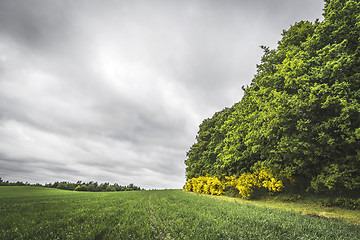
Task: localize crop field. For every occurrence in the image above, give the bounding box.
[0,186,359,239]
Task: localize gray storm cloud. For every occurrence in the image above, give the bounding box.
[0,0,324,189]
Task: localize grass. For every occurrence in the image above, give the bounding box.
[0,186,359,239]
[205,192,360,225]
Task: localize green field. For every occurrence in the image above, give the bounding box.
[0,187,359,239]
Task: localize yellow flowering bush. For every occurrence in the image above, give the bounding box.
[184,176,225,196]
[229,167,288,199]
[185,167,293,199]
[184,178,194,192]
[208,177,225,195]
[255,167,284,193]
[193,176,207,194]
[235,172,260,199]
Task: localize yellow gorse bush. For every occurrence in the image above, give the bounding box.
[255,167,284,193]
[185,167,292,199]
[184,176,225,196]
[229,167,288,198]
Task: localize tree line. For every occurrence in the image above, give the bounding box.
[0,177,143,192]
[185,0,360,194]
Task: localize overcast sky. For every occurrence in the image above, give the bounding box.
[0,0,324,189]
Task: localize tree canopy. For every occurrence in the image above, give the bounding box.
[185,0,360,193]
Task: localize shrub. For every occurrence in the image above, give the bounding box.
[75,185,89,191]
[184,176,225,196]
[224,167,288,199]
[185,167,292,199]
[320,197,360,210]
[105,186,116,192]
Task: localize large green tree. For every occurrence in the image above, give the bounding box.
[185,0,360,192]
[185,107,232,178]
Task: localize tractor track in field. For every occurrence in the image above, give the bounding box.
[147,197,173,240]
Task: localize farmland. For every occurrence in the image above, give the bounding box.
[0,186,359,239]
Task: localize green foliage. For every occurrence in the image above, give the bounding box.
[320,197,360,210]
[185,108,232,179]
[75,185,88,191]
[57,182,76,190]
[0,177,143,192]
[0,179,32,187]
[1,187,359,239]
[49,181,142,192]
[185,0,360,193]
